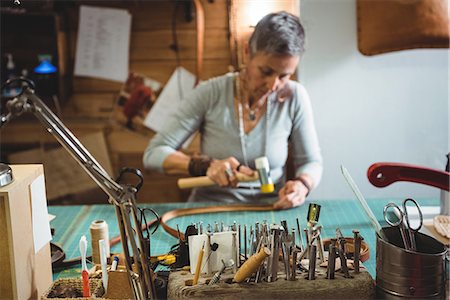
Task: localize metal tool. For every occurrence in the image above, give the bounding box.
[238,224,241,267]
[337,238,351,278]
[244,224,247,260]
[307,203,321,226]
[291,249,297,281]
[383,198,423,251]
[307,244,317,280]
[313,225,325,264]
[341,165,387,240]
[326,241,336,279]
[296,218,304,252]
[268,227,281,282]
[0,163,13,187]
[336,227,344,240]
[281,236,291,280]
[208,259,234,285]
[281,220,288,235]
[304,228,310,259]
[214,222,219,233]
[232,231,238,273]
[0,79,156,300]
[353,230,361,273]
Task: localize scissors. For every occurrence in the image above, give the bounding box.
[383,198,423,251]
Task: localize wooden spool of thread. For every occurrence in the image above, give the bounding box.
[90,219,110,264]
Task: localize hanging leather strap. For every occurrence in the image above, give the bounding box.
[193,0,204,86]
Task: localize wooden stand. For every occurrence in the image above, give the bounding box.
[0,164,52,300]
[104,266,134,300]
[168,267,375,299]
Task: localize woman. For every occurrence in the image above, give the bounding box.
[143,11,322,209]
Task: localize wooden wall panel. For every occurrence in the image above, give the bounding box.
[63,0,231,202]
[66,93,116,118]
[66,0,232,99]
[65,0,228,30]
[73,60,230,92]
[130,30,230,60]
[67,29,229,63]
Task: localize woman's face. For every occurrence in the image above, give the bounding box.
[245,51,299,101]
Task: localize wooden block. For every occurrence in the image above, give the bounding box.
[168,268,375,300]
[0,165,52,300]
[104,266,133,300]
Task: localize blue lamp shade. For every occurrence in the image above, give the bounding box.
[34,60,57,74]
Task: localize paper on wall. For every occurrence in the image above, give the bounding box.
[29,174,52,254]
[144,66,196,133]
[74,5,131,82]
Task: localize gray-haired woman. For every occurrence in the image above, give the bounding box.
[144,11,323,209]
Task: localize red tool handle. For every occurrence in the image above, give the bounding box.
[82,270,91,297]
[367,162,450,191]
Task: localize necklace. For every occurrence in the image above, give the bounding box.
[243,99,264,121]
[235,74,266,121]
[236,72,271,199]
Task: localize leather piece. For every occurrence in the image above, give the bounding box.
[357,0,450,56]
[323,237,370,263]
[160,204,275,240]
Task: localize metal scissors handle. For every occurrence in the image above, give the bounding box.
[383,202,410,250]
[402,198,423,251]
[383,198,423,251]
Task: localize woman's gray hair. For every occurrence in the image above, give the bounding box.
[248,11,305,57]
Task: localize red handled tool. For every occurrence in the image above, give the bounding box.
[368,162,450,191]
[82,270,90,297]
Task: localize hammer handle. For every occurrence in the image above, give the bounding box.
[177,173,259,189]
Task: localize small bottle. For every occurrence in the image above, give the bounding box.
[440,153,450,215]
[4,53,19,97]
[6,53,16,80]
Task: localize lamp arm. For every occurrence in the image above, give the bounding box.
[1,86,156,300]
[21,88,126,203]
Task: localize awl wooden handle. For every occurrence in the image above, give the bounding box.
[177,172,259,189]
[233,247,271,283]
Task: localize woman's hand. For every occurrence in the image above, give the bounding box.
[274,179,309,210]
[206,157,254,187]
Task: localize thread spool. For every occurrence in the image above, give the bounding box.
[90,220,110,264]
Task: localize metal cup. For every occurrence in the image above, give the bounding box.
[376,226,447,299]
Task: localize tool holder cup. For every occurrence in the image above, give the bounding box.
[376,227,447,299]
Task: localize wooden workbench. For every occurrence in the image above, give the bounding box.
[168,267,375,299]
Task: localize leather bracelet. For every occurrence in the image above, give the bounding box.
[188,156,212,177]
[294,176,312,197]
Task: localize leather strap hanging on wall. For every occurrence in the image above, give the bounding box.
[357,0,450,56]
[193,0,204,85]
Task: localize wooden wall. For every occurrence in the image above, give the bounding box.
[64,0,232,119]
[1,0,298,204]
[2,0,232,203]
[64,0,232,203]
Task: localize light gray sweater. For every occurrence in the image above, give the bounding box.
[143,73,323,203]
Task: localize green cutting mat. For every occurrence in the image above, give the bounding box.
[49,198,438,280]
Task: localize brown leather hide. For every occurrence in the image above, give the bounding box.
[357,0,450,56]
